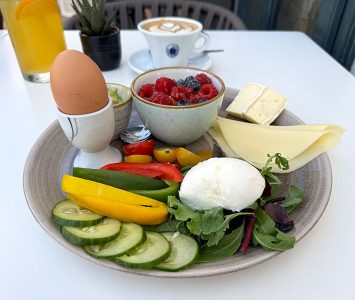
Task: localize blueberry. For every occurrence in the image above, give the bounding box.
[185,76,201,91]
[175,79,187,86]
[198,98,208,103]
[176,99,190,106]
[185,76,195,82]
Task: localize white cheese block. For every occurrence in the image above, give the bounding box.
[226,83,287,125]
[211,117,343,173]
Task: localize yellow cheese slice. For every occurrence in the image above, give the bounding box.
[214,117,343,173]
[208,121,240,158]
[228,120,344,136]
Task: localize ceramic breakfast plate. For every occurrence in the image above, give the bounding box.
[23,88,332,278]
[128,48,213,74]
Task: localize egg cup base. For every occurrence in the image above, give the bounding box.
[74,146,122,169]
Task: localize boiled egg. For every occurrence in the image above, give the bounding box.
[179,157,265,211]
[50,50,108,115]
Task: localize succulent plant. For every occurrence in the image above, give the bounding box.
[71,0,116,36]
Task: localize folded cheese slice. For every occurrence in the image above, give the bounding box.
[212,117,343,173]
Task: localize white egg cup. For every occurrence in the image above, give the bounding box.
[57,98,122,169]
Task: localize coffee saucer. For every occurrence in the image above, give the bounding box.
[128,49,213,74]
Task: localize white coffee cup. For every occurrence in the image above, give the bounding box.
[138,17,210,68]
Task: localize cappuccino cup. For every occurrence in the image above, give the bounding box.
[138,17,210,68]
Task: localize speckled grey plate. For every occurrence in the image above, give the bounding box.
[23,88,332,278]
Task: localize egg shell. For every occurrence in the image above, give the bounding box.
[50,50,108,115]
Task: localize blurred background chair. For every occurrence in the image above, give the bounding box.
[64,0,247,30]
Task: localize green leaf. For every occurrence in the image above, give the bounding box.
[246,202,259,210]
[281,185,304,214]
[72,0,112,36]
[253,207,295,251]
[261,153,289,177]
[199,221,245,263]
[202,212,252,246]
[102,11,115,35]
[143,219,189,234]
[167,196,203,235]
[253,227,295,251]
[255,207,276,235]
[167,196,251,246]
[201,207,224,235]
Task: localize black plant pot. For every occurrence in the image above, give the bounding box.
[80,27,121,71]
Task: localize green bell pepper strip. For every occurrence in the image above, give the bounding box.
[129,181,179,203]
[72,167,167,191]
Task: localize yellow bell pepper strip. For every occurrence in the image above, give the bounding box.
[153,148,177,163]
[196,150,213,161]
[62,175,168,225]
[67,194,167,225]
[124,154,152,163]
[176,147,203,166]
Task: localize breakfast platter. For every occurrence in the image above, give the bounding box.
[23,87,333,278]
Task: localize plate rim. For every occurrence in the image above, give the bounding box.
[23,88,333,278]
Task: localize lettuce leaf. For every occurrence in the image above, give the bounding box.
[199,220,245,262]
[167,196,251,246]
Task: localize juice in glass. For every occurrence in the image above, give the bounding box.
[0,0,66,82]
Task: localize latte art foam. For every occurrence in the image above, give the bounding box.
[143,19,198,34]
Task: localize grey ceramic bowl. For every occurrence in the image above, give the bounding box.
[107,83,132,140]
[131,67,225,146]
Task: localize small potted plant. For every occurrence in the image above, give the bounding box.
[71,0,121,71]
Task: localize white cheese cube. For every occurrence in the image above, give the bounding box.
[226,83,287,125]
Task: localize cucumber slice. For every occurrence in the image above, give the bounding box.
[84,223,146,258]
[114,231,171,269]
[156,232,199,271]
[52,200,104,227]
[61,218,121,246]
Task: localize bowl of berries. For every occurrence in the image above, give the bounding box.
[131,67,225,145]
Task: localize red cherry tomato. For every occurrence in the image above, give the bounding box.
[123,140,155,156]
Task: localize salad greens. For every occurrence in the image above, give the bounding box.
[167,196,252,247]
[147,153,304,263]
[253,207,295,251]
[280,185,304,214]
[199,221,244,262]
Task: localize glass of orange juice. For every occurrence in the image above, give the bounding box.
[0,0,66,82]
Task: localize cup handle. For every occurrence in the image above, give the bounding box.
[193,32,210,53]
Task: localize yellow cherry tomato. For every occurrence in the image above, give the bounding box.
[176,147,203,167]
[196,150,213,161]
[153,148,177,163]
[124,155,152,163]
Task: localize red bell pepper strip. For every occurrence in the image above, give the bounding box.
[101,162,183,182]
[123,140,155,156]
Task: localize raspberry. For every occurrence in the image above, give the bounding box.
[185,76,201,91]
[198,84,218,99]
[155,77,176,95]
[150,92,173,105]
[138,84,155,99]
[170,86,194,101]
[195,73,211,85]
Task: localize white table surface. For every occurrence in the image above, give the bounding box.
[1,30,354,300]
